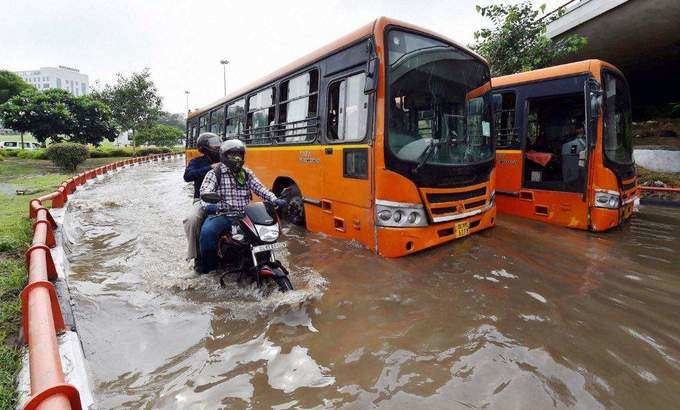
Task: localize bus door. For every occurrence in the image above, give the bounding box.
[493,91,522,195]
[518,75,590,227]
[321,70,373,244]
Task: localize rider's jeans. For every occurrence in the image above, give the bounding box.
[199,214,237,272]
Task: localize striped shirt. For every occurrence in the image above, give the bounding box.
[199,164,277,216]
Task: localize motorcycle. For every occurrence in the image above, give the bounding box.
[201,192,294,292]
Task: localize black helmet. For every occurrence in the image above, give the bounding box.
[220,139,246,173]
[196,132,222,161]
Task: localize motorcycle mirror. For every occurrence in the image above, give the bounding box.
[200,192,221,203]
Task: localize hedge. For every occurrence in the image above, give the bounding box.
[45,143,90,171]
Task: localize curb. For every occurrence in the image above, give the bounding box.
[19,152,183,410]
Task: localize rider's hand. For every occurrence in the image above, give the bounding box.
[274,198,287,208]
[203,204,219,214]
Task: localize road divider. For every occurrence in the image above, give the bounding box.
[22,152,182,410]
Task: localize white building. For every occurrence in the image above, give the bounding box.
[15,65,89,96]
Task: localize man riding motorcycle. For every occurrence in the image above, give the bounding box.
[183,132,221,272]
[197,139,286,274]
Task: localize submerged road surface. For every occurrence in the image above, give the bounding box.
[64,158,680,408]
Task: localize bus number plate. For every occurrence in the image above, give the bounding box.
[455,222,470,238]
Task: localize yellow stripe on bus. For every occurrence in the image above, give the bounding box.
[247,144,370,151]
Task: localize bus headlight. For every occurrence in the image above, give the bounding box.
[376,200,428,227]
[594,190,620,209]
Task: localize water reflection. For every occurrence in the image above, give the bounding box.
[65,159,680,408]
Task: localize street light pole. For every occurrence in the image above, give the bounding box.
[220,59,229,96]
[185,90,190,112]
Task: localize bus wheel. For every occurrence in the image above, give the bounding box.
[282,185,305,226]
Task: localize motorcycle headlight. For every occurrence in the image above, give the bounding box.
[375,200,428,227]
[230,224,246,243]
[594,190,620,209]
[255,224,280,242]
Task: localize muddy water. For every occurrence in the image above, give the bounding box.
[64,158,680,409]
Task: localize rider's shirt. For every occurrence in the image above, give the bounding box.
[199,164,277,216]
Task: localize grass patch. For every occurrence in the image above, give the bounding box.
[0,156,128,408]
[637,166,680,187]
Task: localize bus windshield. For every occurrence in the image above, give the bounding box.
[387,30,493,166]
[602,71,633,165]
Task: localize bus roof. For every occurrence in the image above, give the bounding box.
[188,16,485,119]
[491,59,624,88]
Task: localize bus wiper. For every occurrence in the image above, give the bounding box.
[413,139,440,174]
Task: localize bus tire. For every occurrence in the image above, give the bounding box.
[282,184,305,226]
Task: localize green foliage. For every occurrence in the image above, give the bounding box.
[158,111,186,131]
[45,142,89,171]
[0,89,119,145]
[15,149,47,160]
[0,70,33,105]
[135,146,172,157]
[472,1,588,76]
[0,149,18,157]
[91,69,163,138]
[135,123,183,147]
[89,147,133,158]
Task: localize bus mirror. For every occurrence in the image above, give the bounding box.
[364,58,379,94]
[589,91,602,120]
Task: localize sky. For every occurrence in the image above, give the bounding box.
[1,0,565,115]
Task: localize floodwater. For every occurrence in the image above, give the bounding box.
[63,158,680,409]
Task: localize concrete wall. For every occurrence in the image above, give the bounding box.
[547,0,680,111]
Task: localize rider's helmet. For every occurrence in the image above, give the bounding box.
[196,132,222,162]
[220,139,246,173]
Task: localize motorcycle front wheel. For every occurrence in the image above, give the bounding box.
[273,276,294,292]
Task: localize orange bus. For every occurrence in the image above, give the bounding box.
[491,60,638,231]
[186,17,496,257]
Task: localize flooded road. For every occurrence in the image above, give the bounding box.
[64,158,680,409]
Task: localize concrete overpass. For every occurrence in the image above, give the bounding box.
[546,0,680,116]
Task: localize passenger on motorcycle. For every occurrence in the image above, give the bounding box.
[197,139,286,273]
[183,132,221,272]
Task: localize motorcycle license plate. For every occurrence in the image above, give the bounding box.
[455,222,470,238]
[252,242,287,254]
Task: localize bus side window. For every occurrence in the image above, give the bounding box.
[246,87,276,145]
[226,98,246,139]
[278,69,319,143]
[199,115,208,135]
[493,92,518,149]
[210,106,225,136]
[327,72,368,142]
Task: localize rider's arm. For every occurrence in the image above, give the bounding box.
[183,157,212,182]
[199,169,218,208]
[247,170,277,202]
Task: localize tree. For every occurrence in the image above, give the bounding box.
[134,123,184,147]
[471,1,587,76]
[0,88,119,145]
[70,96,119,145]
[0,90,36,142]
[27,89,76,143]
[0,70,33,105]
[92,69,163,150]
